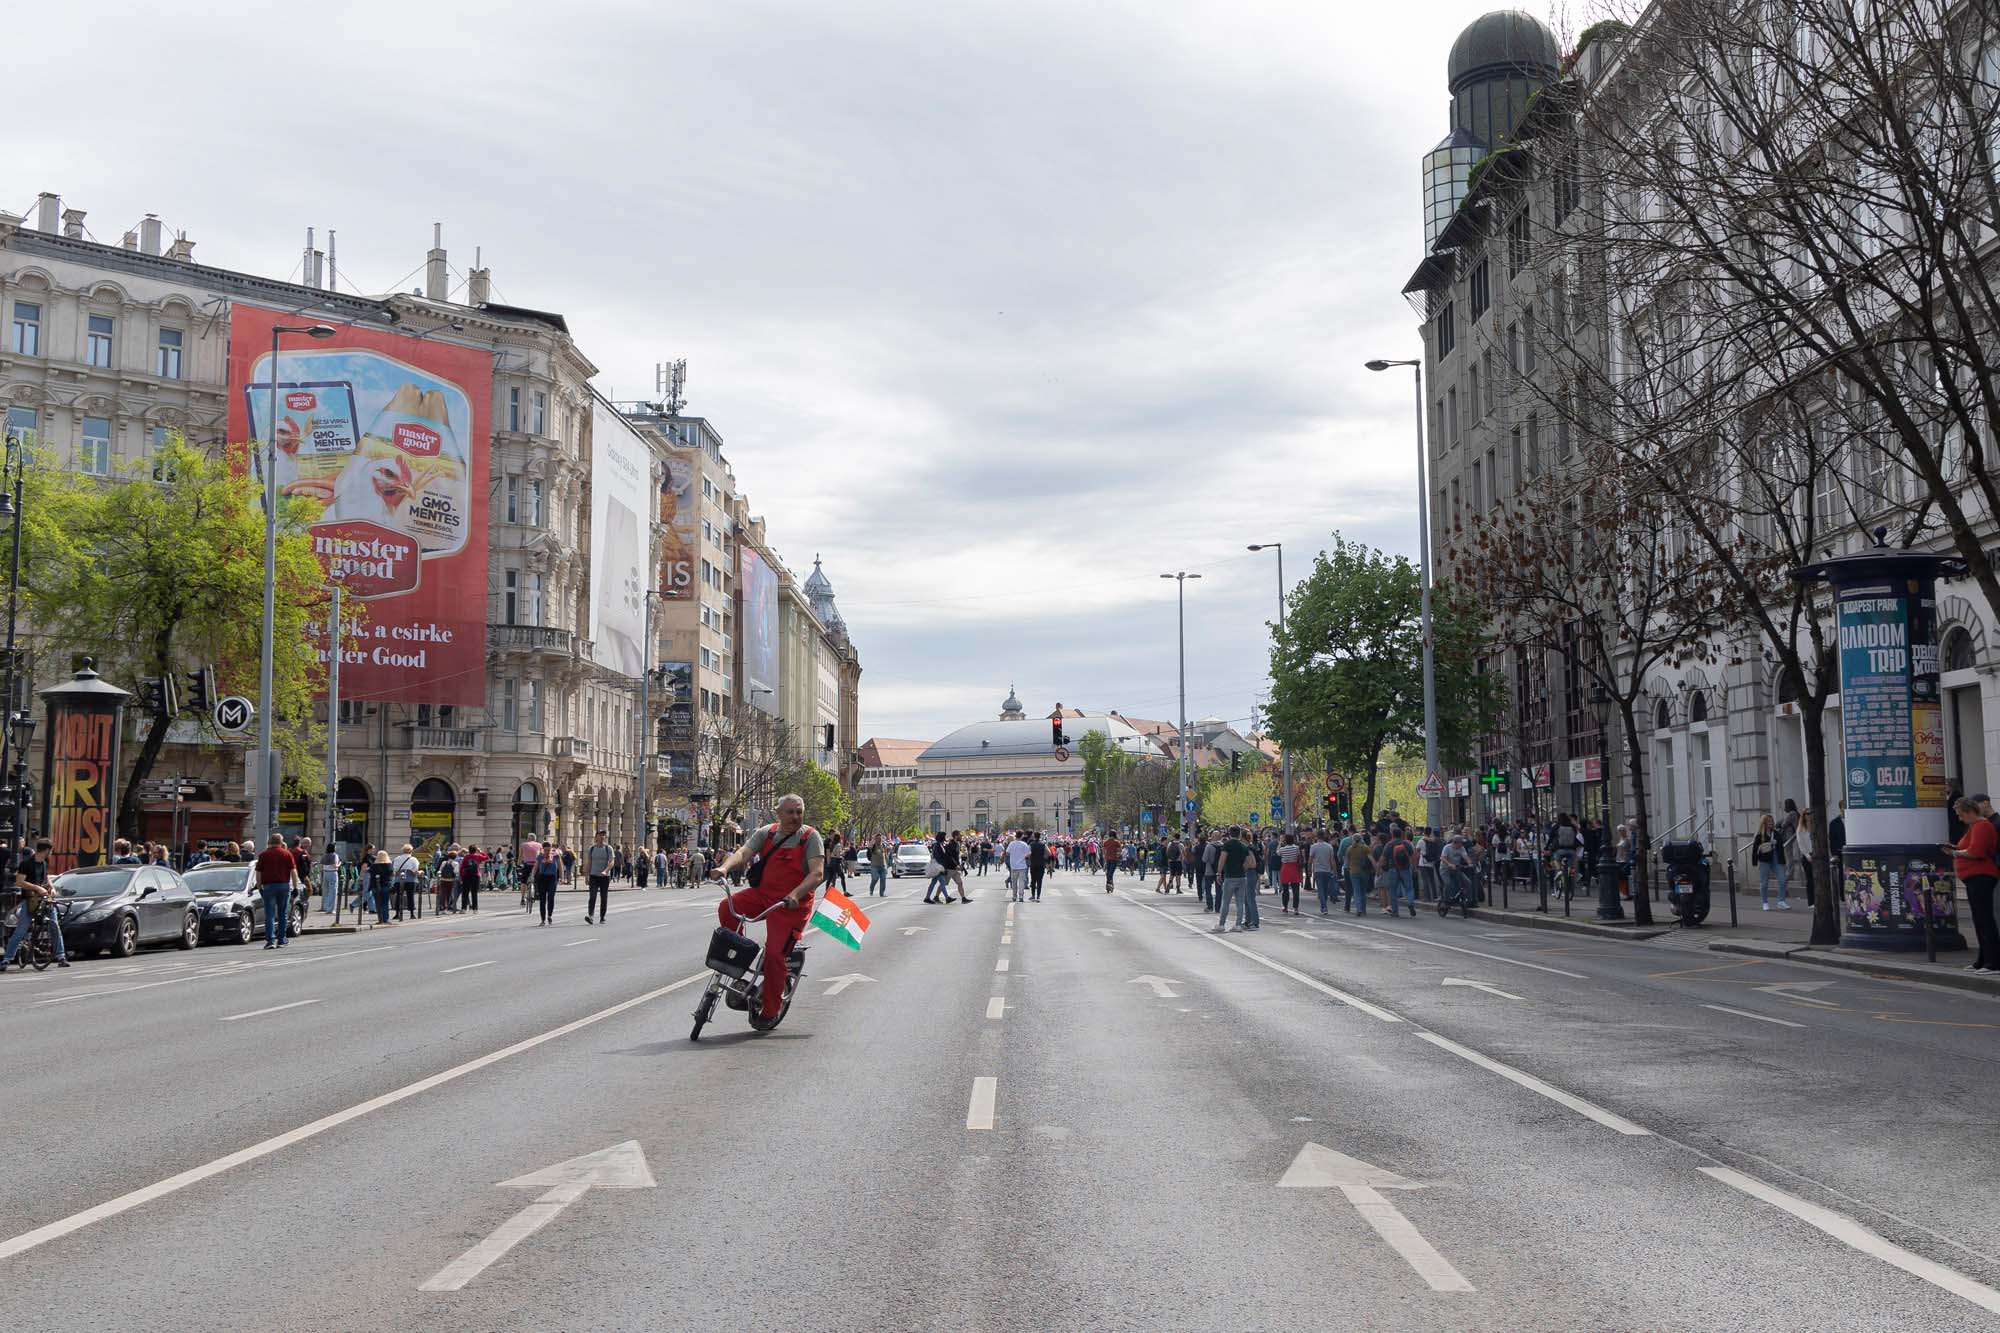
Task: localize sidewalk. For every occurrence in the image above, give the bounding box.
[1463,881,2000,998]
[301,880,697,935]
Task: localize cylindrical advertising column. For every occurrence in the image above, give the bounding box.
[39,660,132,876]
[1797,547,1966,951]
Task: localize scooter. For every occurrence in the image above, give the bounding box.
[691,883,808,1041]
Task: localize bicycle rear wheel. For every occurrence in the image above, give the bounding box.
[29,920,54,971]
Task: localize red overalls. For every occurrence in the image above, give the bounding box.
[719,824,816,1018]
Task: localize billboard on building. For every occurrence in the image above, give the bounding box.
[660,660,694,745]
[741,547,779,712]
[588,398,651,677]
[659,452,697,598]
[227,305,490,705]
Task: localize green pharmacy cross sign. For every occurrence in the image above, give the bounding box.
[1479,766,1509,795]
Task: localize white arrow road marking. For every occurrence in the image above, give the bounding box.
[218,998,322,1022]
[420,1142,656,1292]
[1277,1143,1472,1293]
[1442,978,1524,1001]
[1699,1167,2000,1316]
[1091,928,1119,937]
[821,973,875,996]
[967,1077,997,1130]
[1702,1004,1806,1028]
[1129,975,1180,998]
[1752,981,1840,1007]
[898,927,929,937]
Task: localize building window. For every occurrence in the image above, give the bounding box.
[4,406,36,448]
[1485,448,1498,509]
[80,416,112,475]
[505,475,518,523]
[156,328,183,379]
[1526,414,1540,477]
[1508,209,1531,276]
[86,315,115,368]
[508,387,521,433]
[1435,300,1456,358]
[522,571,542,625]
[337,699,366,725]
[1451,478,1461,528]
[1471,460,1483,513]
[1507,323,1521,374]
[532,391,548,435]
[149,426,175,481]
[525,479,541,527]
[10,302,39,357]
[503,570,519,625]
[1468,361,1482,424]
[1468,257,1490,318]
[1509,427,1522,492]
[525,680,543,733]
[1523,306,1538,373]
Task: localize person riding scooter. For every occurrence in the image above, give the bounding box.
[710,794,824,1022]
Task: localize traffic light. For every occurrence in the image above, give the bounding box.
[1230,752,1241,774]
[1334,793,1352,824]
[1051,718,1068,748]
[185,666,214,715]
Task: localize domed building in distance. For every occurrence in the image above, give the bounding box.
[913,689,1163,835]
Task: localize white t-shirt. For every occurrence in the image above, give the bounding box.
[1006,839,1031,871]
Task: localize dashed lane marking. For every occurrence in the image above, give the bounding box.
[218,998,323,1022]
[966,1077,997,1130]
[1702,1004,1805,1028]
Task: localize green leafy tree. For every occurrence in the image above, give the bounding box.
[1197,766,1276,829]
[773,759,850,833]
[1264,534,1501,828]
[1076,728,1134,827]
[21,436,335,838]
[849,785,918,839]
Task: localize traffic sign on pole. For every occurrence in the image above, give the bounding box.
[1327,772,1350,796]
[1416,770,1444,799]
[213,696,254,734]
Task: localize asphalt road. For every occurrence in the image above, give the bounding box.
[4,866,1999,1331]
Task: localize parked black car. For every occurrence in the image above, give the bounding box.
[182,862,267,945]
[53,864,200,958]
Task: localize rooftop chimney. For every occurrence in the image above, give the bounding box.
[165,231,195,263]
[326,229,337,292]
[121,231,139,251]
[310,249,325,287]
[34,193,60,233]
[425,222,448,300]
[467,245,490,305]
[60,208,86,240]
[138,214,163,256]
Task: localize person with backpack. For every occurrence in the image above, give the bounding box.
[388,844,423,921]
[1382,829,1417,917]
[460,844,485,911]
[1275,833,1303,915]
[532,843,563,924]
[1343,831,1374,915]
[436,845,461,914]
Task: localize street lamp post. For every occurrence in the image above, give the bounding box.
[254,322,336,848]
[1247,543,1293,827]
[634,589,658,854]
[1159,572,1200,833]
[1366,358,1438,832]
[0,435,26,859]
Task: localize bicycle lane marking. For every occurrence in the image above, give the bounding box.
[0,969,710,1263]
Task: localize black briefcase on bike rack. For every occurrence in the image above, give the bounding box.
[707,927,759,980]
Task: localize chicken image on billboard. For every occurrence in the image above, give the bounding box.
[589,398,651,677]
[227,305,490,705]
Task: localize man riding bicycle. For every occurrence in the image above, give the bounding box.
[711,794,824,1022]
[3,837,67,969]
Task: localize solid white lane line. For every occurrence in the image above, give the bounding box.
[986,997,1005,1019]
[218,998,322,1023]
[1119,893,1400,1023]
[0,970,710,1263]
[1700,1167,2000,1316]
[563,938,598,948]
[967,1077,997,1130]
[995,957,1009,972]
[1702,1004,1805,1029]
[1415,1032,1649,1135]
[1336,921,1587,978]
[443,961,496,975]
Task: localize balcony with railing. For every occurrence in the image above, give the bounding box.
[488,623,578,656]
[552,736,592,762]
[402,727,483,754]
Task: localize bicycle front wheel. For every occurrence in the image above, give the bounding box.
[29,923,54,971]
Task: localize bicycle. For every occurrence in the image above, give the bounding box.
[1437,865,1477,918]
[11,898,58,971]
[690,880,809,1041]
[1549,853,1580,906]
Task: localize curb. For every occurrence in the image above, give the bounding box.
[300,925,359,935]
[1462,906,1672,941]
[1708,940,1803,960]
[1711,940,2000,997]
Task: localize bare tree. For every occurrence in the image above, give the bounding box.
[691,710,801,848]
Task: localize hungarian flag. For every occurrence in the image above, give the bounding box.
[810,887,870,951]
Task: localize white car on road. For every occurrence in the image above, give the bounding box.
[891,842,932,878]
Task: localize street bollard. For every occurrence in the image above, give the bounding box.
[1596,854,1625,921]
[1537,855,1548,914]
[1727,858,1739,927]
[1563,859,1572,917]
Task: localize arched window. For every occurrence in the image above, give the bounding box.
[1655,699,1672,731]
[1943,627,1976,673]
[1688,691,1707,725]
[515,781,540,804]
[972,799,990,832]
[928,800,943,834]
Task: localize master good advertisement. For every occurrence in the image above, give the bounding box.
[659,452,697,598]
[227,305,490,705]
[741,547,780,711]
[589,398,651,677]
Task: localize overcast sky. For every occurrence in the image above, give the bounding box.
[5,0,1568,743]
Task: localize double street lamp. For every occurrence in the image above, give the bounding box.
[1160,571,1199,833]
[0,437,31,854]
[253,322,336,848]
[1366,357,1440,832]
[1246,543,1293,826]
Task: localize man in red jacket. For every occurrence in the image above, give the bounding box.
[713,795,825,1019]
